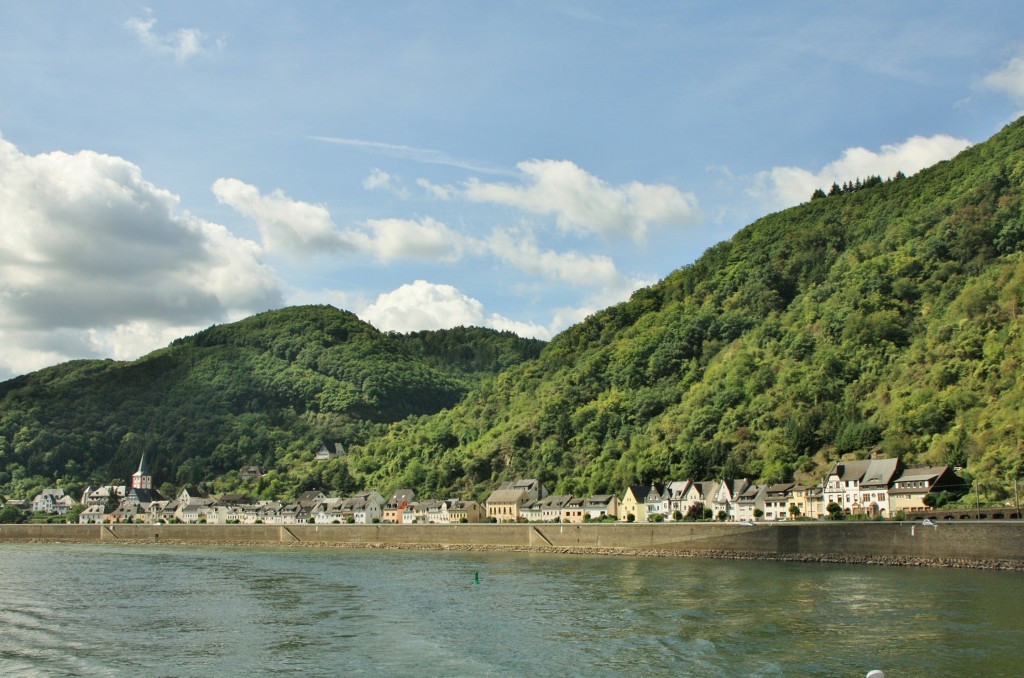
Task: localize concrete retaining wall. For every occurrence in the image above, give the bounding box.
[2,522,1022,566]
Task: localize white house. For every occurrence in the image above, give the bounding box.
[31,488,74,514]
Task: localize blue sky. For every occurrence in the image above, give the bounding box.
[1,2,1023,379]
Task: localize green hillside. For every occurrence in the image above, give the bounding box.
[353,117,1024,501]
[0,306,544,501]
[3,118,1024,506]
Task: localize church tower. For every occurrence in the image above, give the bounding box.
[132,452,153,491]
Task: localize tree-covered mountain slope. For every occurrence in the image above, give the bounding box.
[353,117,1024,501]
[4,118,1024,506]
[0,306,544,500]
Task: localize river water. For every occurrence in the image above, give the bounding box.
[0,543,1020,677]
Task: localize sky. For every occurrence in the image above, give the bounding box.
[1,2,1023,380]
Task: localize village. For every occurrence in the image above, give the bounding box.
[13,442,965,527]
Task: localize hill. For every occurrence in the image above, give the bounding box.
[0,306,545,501]
[352,117,1024,502]
[4,118,1024,506]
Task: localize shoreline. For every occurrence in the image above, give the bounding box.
[3,535,1022,571]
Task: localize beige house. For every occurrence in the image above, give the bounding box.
[448,499,485,523]
[790,485,824,519]
[620,485,649,522]
[889,466,961,513]
[485,488,529,522]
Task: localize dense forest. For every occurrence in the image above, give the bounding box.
[0,308,545,502]
[3,117,1024,506]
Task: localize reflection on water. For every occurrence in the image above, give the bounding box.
[0,544,1021,677]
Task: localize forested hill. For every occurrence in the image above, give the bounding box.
[0,306,545,500]
[4,118,1024,506]
[354,117,1024,501]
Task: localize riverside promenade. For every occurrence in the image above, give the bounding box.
[2,521,1023,569]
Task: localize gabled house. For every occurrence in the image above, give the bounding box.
[712,479,750,520]
[520,495,572,522]
[82,485,125,507]
[486,488,530,523]
[620,485,655,523]
[823,458,903,516]
[382,488,416,523]
[296,490,328,507]
[31,488,73,514]
[734,484,766,522]
[583,494,619,521]
[790,485,824,519]
[339,493,382,524]
[561,497,586,523]
[684,481,719,517]
[664,481,692,518]
[763,483,796,521]
[79,504,106,524]
[889,466,962,514]
[239,466,265,482]
[315,442,345,461]
[501,479,549,501]
[643,483,667,520]
[448,499,484,524]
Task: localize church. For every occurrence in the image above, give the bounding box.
[122,453,162,506]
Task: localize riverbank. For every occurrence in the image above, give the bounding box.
[3,521,1023,570]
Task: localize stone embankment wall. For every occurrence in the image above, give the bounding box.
[2,521,1022,568]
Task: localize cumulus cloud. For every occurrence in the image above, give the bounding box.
[359,280,552,339]
[981,51,1024,102]
[124,11,219,62]
[213,178,348,257]
[215,179,465,262]
[749,134,972,210]
[0,135,283,378]
[356,217,465,263]
[484,228,624,288]
[427,159,700,242]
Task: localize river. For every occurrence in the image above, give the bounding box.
[0,543,1020,677]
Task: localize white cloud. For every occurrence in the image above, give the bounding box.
[124,11,218,63]
[213,178,348,257]
[981,51,1024,101]
[363,168,411,199]
[417,178,456,200]
[357,217,465,263]
[484,228,623,288]
[215,179,465,262]
[0,134,283,378]
[359,280,552,339]
[427,160,699,242]
[749,134,972,210]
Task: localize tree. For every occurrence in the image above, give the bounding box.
[827,501,845,520]
[65,503,85,524]
[752,508,764,520]
[789,504,801,519]
[104,490,121,515]
[922,493,938,508]
[0,505,23,524]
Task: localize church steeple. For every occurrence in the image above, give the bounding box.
[131,453,152,490]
